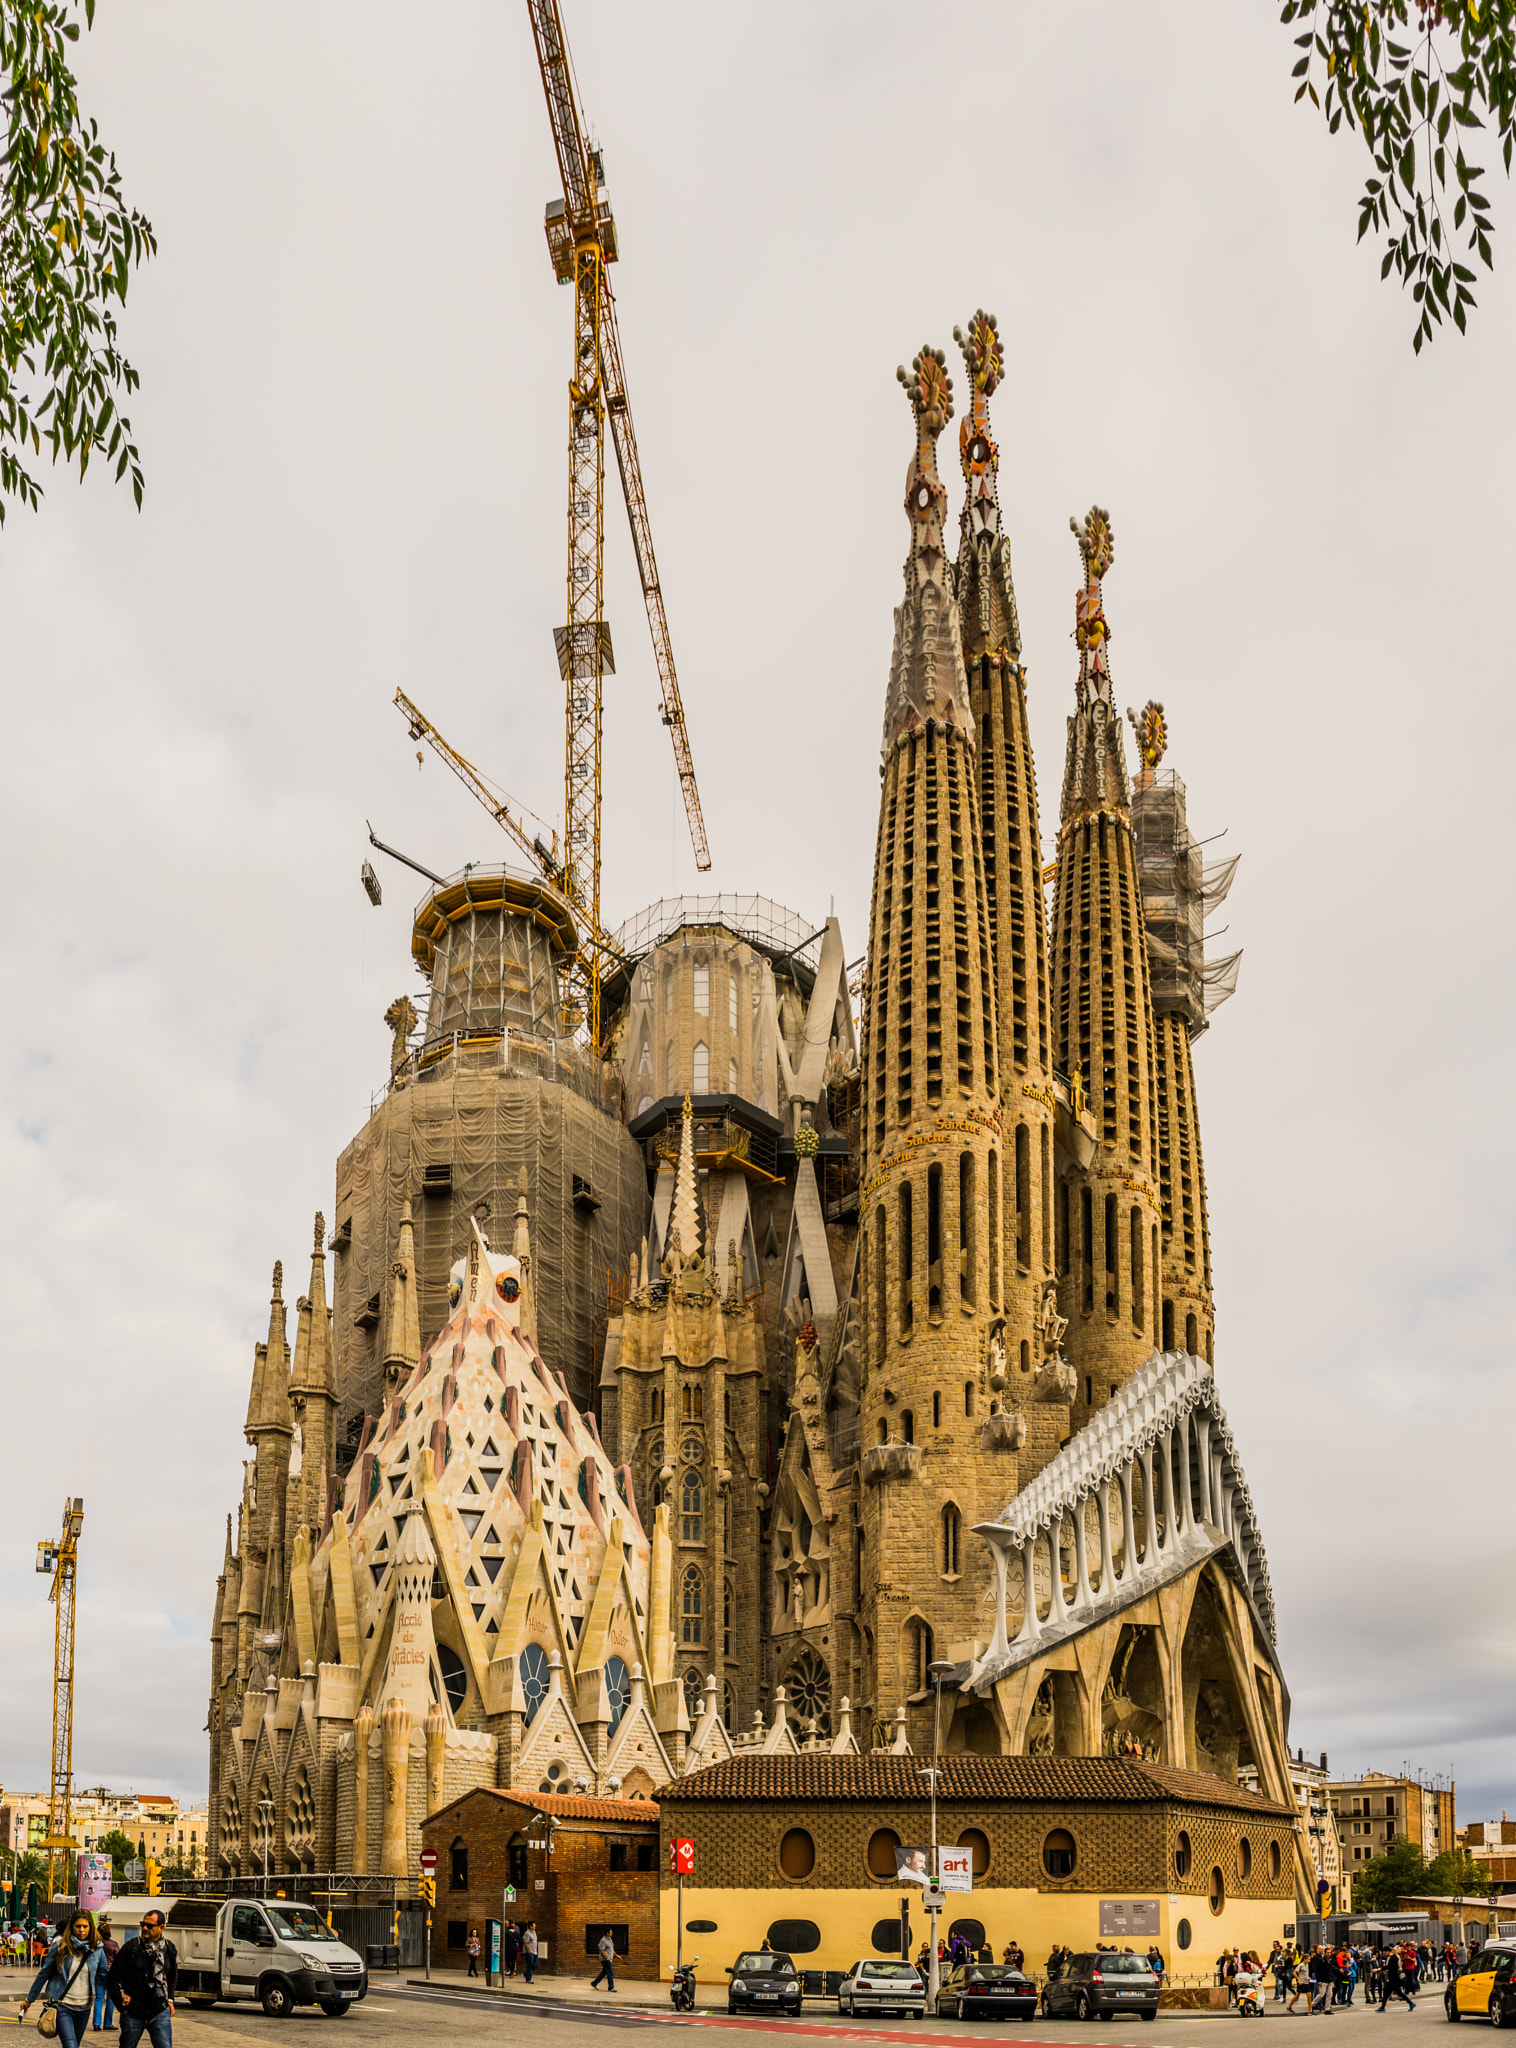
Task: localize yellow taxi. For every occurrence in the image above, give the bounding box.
[1445,1941,1516,2027]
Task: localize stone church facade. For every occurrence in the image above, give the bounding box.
[208,312,1309,1910]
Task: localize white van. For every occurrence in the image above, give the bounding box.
[109,1895,368,2017]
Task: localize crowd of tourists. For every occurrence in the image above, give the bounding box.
[1214,1937,1471,2011]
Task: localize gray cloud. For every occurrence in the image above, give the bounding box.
[1,0,1511,1818]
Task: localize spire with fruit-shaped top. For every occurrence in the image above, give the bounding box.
[1049,509,1162,1427]
[381,1198,421,1397]
[878,346,975,759]
[952,311,1055,1364]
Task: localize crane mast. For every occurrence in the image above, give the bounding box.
[36,1497,84,1901]
[527,0,710,1045]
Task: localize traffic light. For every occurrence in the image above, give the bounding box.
[146,1859,161,1896]
[419,1876,435,1907]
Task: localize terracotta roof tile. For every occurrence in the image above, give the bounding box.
[665,1755,1289,1817]
[494,1787,660,1823]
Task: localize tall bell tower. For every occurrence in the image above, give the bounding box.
[1049,512,1163,1429]
[953,311,1056,1395]
[858,346,1018,1741]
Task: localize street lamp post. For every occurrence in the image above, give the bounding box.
[919,1659,955,2011]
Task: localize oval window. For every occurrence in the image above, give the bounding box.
[958,1827,991,1877]
[867,1828,902,1878]
[871,1918,906,1955]
[1209,1866,1226,1915]
[949,1919,986,1953]
[1238,1837,1252,1880]
[1042,1828,1077,1879]
[1268,1840,1282,1884]
[765,1918,820,1954]
[686,1920,718,1934]
[1174,1828,1192,1879]
[1176,1918,1192,1951]
[519,1641,550,1725]
[779,1829,816,1880]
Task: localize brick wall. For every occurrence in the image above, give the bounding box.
[423,1791,660,1981]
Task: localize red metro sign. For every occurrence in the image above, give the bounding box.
[670,1838,695,1875]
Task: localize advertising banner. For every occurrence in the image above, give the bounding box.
[78,1855,113,1911]
[1098,1899,1160,1939]
[937,1848,974,1893]
[894,1844,931,1884]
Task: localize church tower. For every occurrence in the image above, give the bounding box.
[1128,706,1239,1364]
[1049,512,1162,1427]
[953,311,1056,1390]
[858,346,1015,1742]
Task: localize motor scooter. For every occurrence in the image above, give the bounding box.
[670,1956,700,2011]
[1235,1972,1265,2018]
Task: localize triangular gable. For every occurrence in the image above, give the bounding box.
[485,1500,579,1716]
[706,1172,758,1296]
[577,1517,653,1682]
[515,1662,596,1787]
[683,1676,735,1774]
[779,1156,838,1321]
[605,1672,674,1789]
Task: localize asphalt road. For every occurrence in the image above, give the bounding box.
[162,1979,1463,2048]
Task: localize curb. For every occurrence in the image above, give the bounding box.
[402,1977,673,2013]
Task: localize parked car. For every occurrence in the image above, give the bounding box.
[1445,1942,1516,2026]
[837,1959,926,2018]
[936,1961,1040,2021]
[1041,1950,1159,2022]
[726,1950,802,2016]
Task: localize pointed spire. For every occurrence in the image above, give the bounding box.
[382,1199,420,1394]
[1060,507,1130,822]
[880,346,974,757]
[243,1341,267,1441]
[953,310,1022,660]
[307,1211,337,1401]
[671,1095,702,1273]
[257,1262,292,1435]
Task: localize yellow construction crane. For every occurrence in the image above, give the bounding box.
[35,1497,83,1901]
[395,688,561,882]
[528,0,711,1043]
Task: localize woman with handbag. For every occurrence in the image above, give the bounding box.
[20,1910,107,2048]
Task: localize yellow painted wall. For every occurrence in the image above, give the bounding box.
[659,1886,1295,1987]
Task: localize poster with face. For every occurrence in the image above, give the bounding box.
[77,1854,112,1911]
[895,1844,932,1885]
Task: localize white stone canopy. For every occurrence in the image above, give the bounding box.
[969,1349,1277,1691]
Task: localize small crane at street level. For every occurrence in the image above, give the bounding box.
[36,1497,84,1902]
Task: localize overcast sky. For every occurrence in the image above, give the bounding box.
[2,1,1511,1825]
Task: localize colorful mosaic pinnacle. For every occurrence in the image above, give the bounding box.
[955,310,1004,549]
[895,345,953,593]
[1127,698,1168,774]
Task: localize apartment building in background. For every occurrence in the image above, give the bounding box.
[1328,1770,1456,1887]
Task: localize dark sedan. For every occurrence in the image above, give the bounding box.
[1042,1951,1160,2021]
[937,1963,1040,2021]
[726,1950,802,2016]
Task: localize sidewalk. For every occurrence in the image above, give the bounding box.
[405,1971,675,2011]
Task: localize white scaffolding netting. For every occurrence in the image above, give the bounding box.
[1129,771,1241,1035]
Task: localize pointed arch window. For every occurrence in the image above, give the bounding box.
[692,1040,709,1092]
[941,1503,962,1577]
[729,976,738,1032]
[681,1470,703,1543]
[694,966,709,1014]
[681,1383,703,1420]
[723,1577,734,1657]
[681,1564,704,1643]
[651,1387,663,1424]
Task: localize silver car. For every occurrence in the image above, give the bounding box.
[837,1959,926,2018]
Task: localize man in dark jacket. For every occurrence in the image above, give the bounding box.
[106,1912,177,2048]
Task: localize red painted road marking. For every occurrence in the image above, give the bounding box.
[673,2023,1087,2048]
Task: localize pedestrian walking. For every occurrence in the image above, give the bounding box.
[106,1908,177,2048]
[466,1928,481,1978]
[590,1930,617,1993]
[501,1922,519,1979]
[96,1916,121,2031]
[1147,1943,1166,1985]
[521,1921,538,1985]
[1310,1946,1336,2014]
[20,1910,107,2048]
[1378,1946,1415,2012]
[1002,1941,1024,1971]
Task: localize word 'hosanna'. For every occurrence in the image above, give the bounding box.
[208,311,1296,1900]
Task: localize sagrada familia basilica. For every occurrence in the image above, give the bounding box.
[208,312,1311,1907]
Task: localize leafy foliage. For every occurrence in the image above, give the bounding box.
[1,0,154,523]
[1350,1835,1494,1909]
[94,1828,138,1879]
[1281,0,1516,350]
